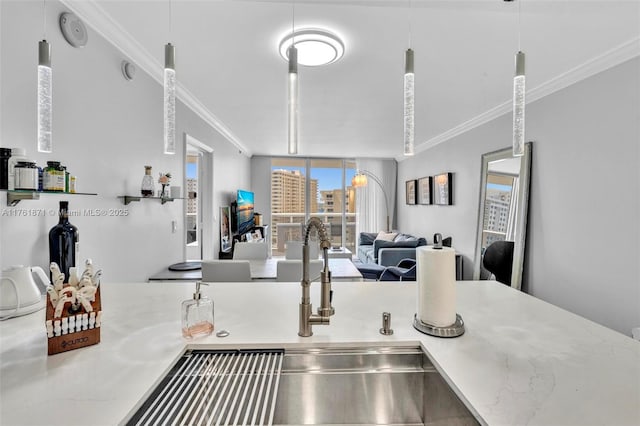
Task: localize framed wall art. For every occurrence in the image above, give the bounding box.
[417,176,433,205]
[220,206,232,252]
[434,172,454,205]
[405,179,417,205]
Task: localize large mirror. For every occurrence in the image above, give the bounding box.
[473,142,532,290]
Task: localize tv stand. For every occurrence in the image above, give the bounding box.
[219,224,269,259]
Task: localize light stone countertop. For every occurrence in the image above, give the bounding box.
[1,281,638,425]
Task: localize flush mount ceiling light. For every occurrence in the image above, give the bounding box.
[279,29,345,67]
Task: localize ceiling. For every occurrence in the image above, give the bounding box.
[62,0,639,159]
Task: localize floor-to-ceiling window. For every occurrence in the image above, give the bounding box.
[185,152,201,259]
[270,158,356,256]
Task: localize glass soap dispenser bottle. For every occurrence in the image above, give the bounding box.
[181,281,214,339]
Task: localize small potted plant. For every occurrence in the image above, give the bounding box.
[158,172,172,198]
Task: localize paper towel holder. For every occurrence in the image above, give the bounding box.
[433,233,443,249]
[413,313,465,338]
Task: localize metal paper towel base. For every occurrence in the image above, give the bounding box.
[413,313,465,338]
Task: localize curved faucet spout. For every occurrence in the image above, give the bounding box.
[303,217,331,248]
[299,217,335,337]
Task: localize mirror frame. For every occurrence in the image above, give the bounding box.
[473,142,532,290]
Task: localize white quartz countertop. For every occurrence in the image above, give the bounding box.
[1,281,639,425]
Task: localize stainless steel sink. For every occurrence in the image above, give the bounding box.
[125,346,478,426]
[273,346,478,426]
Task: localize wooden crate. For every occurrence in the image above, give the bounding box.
[45,286,102,356]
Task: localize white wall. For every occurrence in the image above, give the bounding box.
[397,58,640,336]
[0,0,250,281]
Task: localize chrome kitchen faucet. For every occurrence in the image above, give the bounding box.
[298,217,334,337]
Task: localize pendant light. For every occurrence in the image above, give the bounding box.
[404,49,414,156]
[403,1,414,156]
[163,1,176,155]
[511,0,525,157]
[287,2,298,155]
[288,45,299,155]
[37,1,52,153]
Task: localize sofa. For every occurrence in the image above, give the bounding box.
[357,231,427,267]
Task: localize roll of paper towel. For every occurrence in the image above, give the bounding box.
[417,246,456,327]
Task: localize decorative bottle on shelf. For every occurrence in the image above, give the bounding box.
[140,165,155,197]
[181,281,214,339]
[48,201,79,282]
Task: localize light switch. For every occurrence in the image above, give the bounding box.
[171,220,177,233]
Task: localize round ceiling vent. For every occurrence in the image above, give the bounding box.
[59,12,88,48]
[121,61,136,81]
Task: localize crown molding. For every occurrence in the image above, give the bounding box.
[397,36,640,162]
[60,0,251,157]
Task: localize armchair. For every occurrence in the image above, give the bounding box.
[379,258,417,281]
[482,240,514,285]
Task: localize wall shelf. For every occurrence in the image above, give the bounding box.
[3,190,98,206]
[118,195,183,205]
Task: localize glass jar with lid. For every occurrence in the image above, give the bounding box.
[14,161,38,190]
[43,161,65,192]
[141,165,155,197]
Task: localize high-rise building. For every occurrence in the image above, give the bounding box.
[482,187,511,248]
[271,169,318,251]
[271,169,318,213]
[186,178,197,214]
[319,187,355,213]
[319,187,356,246]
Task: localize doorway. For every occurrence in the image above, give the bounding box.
[184,134,214,261]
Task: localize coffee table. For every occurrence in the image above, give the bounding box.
[327,247,352,259]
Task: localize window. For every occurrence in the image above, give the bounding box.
[186,153,200,251]
[481,173,515,251]
[271,158,356,256]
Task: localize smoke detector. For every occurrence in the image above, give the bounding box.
[59,12,88,48]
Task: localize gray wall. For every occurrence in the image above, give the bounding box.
[398,58,640,336]
[250,156,272,251]
[0,0,250,281]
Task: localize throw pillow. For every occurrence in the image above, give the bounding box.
[376,231,397,242]
[359,232,378,246]
[394,233,418,242]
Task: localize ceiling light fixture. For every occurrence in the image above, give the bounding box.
[279,28,344,67]
[37,0,52,153]
[403,1,415,156]
[164,1,176,155]
[510,0,525,157]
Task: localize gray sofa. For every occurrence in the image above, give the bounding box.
[357,232,427,267]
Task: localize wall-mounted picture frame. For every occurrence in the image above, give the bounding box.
[220,206,232,252]
[417,176,433,205]
[406,179,417,205]
[434,172,454,205]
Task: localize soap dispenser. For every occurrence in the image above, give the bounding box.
[181,281,214,339]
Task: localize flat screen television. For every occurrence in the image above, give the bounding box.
[236,189,255,235]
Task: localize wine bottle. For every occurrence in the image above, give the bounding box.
[49,201,79,282]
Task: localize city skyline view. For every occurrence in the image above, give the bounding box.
[274,166,357,191]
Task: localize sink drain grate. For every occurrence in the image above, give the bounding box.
[127,349,284,426]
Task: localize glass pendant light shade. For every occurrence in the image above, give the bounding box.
[512,51,525,157]
[38,40,52,153]
[288,45,299,155]
[164,43,176,155]
[404,48,415,156]
[351,173,367,188]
